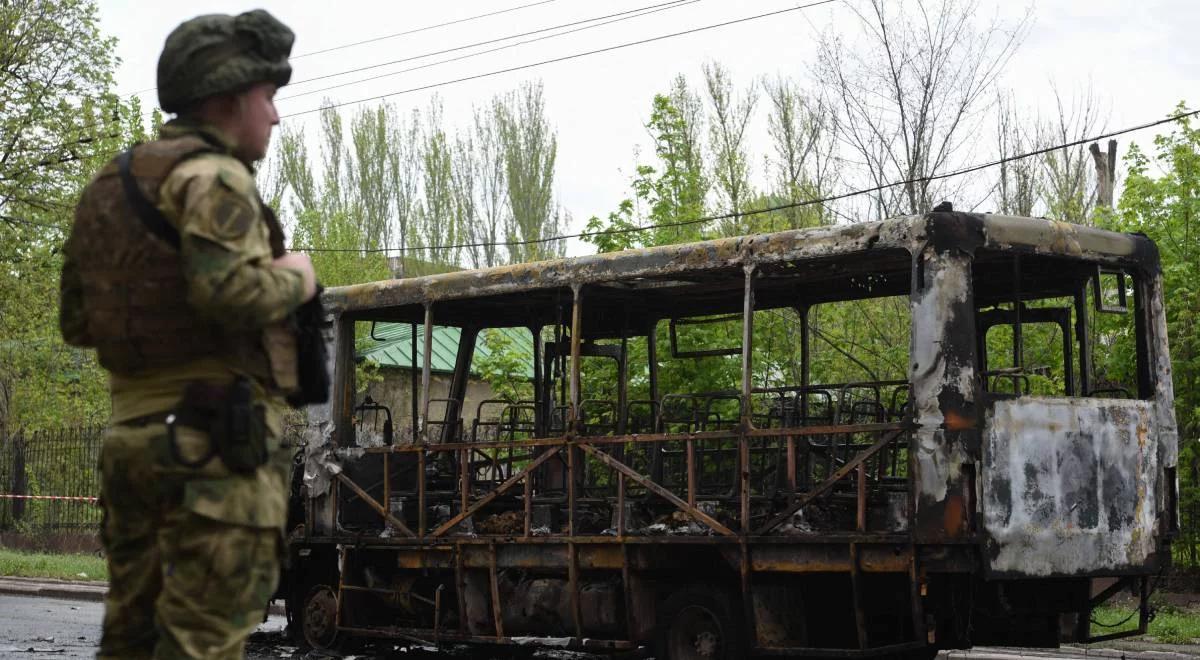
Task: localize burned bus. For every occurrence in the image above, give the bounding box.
[284,211,1178,659]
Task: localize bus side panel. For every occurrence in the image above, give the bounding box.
[982,397,1159,577]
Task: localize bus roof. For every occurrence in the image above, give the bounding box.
[323,212,1156,321]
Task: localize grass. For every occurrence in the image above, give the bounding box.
[0,548,108,582]
[1092,604,1200,645]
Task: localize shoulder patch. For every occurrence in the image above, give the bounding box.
[211,188,258,241]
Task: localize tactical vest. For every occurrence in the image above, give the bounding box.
[69,135,283,378]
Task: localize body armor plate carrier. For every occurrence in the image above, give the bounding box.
[68,136,259,375]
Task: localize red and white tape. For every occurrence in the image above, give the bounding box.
[0,494,98,502]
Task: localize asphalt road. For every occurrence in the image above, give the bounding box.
[0,595,296,659]
[1,592,1197,660]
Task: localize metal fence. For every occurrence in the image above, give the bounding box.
[0,426,103,532]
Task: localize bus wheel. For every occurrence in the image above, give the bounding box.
[656,587,743,660]
[302,584,341,650]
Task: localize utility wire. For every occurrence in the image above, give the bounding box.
[291,108,1200,254]
[292,0,561,60]
[120,0,563,97]
[280,0,841,119]
[46,0,720,158]
[277,0,697,102]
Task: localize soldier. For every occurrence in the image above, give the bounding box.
[58,9,316,659]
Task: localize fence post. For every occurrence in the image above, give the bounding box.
[11,431,26,525]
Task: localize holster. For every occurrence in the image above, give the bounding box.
[168,377,268,474]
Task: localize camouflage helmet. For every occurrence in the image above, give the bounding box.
[157,9,294,113]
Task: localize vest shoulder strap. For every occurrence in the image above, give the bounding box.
[117,148,181,250]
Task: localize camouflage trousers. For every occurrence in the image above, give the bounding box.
[96,413,293,660]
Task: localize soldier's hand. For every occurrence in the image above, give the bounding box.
[273,252,317,302]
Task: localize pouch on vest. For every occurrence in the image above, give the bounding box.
[168,378,268,474]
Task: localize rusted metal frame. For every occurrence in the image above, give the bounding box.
[442,327,478,443]
[420,303,434,440]
[686,439,696,507]
[756,427,907,535]
[616,472,626,535]
[849,542,868,649]
[488,542,504,638]
[309,532,913,548]
[569,285,583,432]
[418,451,427,537]
[617,335,629,436]
[459,448,470,519]
[621,543,634,640]
[352,421,904,455]
[411,322,419,442]
[334,316,357,449]
[1074,287,1091,394]
[1138,575,1151,632]
[1133,272,1154,398]
[334,545,349,632]
[567,440,577,536]
[577,442,736,537]
[523,476,532,538]
[568,285,583,537]
[739,267,755,531]
[433,584,444,642]
[907,545,924,643]
[429,447,562,538]
[1086,575,1152,643]
[568,542,584,638]
[454,543,466,633]
[334,472,416,537]
[647,321,664,483]
[740,437,751,531]
[531,326,545,437]
[1012,254,1023,371]
[340,583,437,606]
[740,539,755,655]
[1089,575,1132,609]
[856,464,867,532]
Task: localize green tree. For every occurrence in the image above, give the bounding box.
[1113,103,1200,564]
[583,82,709,253]
[0,0,152,431]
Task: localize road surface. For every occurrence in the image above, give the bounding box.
[0,590,1196,659]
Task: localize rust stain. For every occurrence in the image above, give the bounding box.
[943,410,975,431]
[942,492,965,538]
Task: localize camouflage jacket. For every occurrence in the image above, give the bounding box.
[60,119,305,427]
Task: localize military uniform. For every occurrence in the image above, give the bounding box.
[59,10,305,660]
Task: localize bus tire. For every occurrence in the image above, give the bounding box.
[301,584,342,651]
[655,586,744,660]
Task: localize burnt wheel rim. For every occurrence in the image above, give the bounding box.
[668,604,725,659]
[303,585,339,649]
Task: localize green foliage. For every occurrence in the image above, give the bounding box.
[1113,103,1200,565]
[1091,604,1200,644]
[583,87,709,253]
[0,0,153,430]
[474,329,534,403]
[290,209,391,287]
[0,548,108,582]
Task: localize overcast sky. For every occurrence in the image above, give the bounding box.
[96,0,1200,256]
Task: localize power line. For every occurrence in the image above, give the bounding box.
[37,0,816,163]
[277,0,698,102]
[120,0,564,97]
[291,108,1200,254]
[292,0,562,60]
[279,0,842,119]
